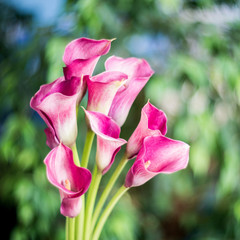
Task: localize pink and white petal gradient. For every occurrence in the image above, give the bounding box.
[30,76,85,148]
[125,135,190,188]
[63,38,113,79]
[38,93,78,147]
[44,144,92,217]
[84,109,127,174]
[105,56,154,126]
[87,71,128,115]
[126,101,167,159]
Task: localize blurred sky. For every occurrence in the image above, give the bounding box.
[4,0,65,26]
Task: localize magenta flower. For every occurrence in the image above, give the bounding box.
[84,109,127,174]
[31,38,113,148]
[125,101,167,159]
[63,38,113,79]
[86,71,128,115]
[105,56,154,126]
[30,76,86,148]
[44,143,92,217]
[125,135,190,188]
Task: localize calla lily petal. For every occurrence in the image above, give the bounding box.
[84,109,127,174]
[44,127,59,149]
[126,101,167,159]
[105,56,154,126]
[38,93,78,147]
[63,58,96,80]
[63,38,112,78]
[44,144,92,217]
[30,76,65,108]
[87,71,128,115]
[30,76,86,147]
[63,38,112,65]
[125,135,190,188]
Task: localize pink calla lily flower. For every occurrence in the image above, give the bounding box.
[126,101,167,159]
[44,143,92,217]
[84,109,127,174]
[87,71,128,115]
[63,38,113,79]
[31,37,113,148]
[105,56,154,126]
[125,135,190,188]
[30,76,86,148]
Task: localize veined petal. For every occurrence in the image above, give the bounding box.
[63,38,112,65]
[126,101,167,159]
[87,71,128,115]
[84,109,127,174]
[125,135,190,188]
[44,144,92,217]
[105,56,154,126]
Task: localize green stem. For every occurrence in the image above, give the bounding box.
[91,155,128,231]
[84,165,102,240]
[81,129,95,169]
[70,143,82,239]
[66,217,69,240]
[92,185,129,240]
[71,143,80,167]
[74,130,95,240]
[66,217,75,240]
[75,195,84,240]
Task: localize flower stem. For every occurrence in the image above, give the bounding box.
[71,143,82,239]
[73,131,94,240]
[71,143,80,167]
[91,155,128,231]
[75,195,84,240]
[92,185,129,240]
[66,217,75,240]
[84,165,102,240]
[81,129,95,168]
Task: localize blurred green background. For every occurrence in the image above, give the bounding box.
[1,0,240,239]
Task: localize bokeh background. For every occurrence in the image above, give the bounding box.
[1,0,240,239]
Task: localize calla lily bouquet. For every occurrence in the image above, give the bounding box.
[30,38,190,240]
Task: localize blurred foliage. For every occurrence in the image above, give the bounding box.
[1,0,240,239]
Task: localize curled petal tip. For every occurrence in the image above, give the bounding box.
[109,38,117,42]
